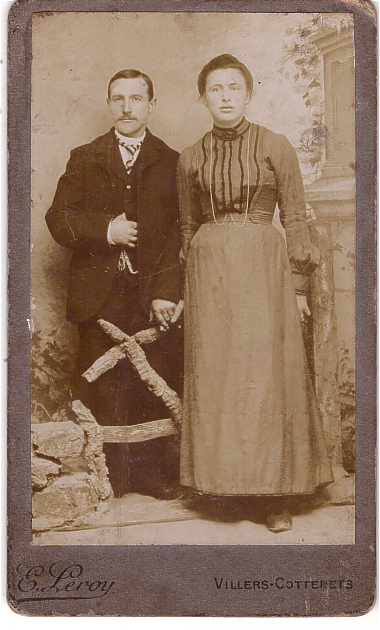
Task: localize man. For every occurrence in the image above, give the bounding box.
[46,69,183,498]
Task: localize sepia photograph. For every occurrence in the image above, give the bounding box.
[30,9,356,546]
[7,0,376,618]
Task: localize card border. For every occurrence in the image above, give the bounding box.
[7,0,377,617]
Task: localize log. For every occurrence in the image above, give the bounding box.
[83,344,128,383]
[134,326,166,345]
[71,400,113,500]
[97,319,165,345]
[87,319,182,427]
[72,399,178,445]
[83,326,166,382]
[101,418,178,444]
[121,335,182,425]
[97,319,130,344]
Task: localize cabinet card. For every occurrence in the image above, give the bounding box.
[7,0,376,617]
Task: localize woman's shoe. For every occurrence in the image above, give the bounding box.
[266,510,293,533]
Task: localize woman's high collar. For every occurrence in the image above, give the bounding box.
[211,117,250,141]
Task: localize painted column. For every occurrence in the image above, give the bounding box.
[306,24,355,501]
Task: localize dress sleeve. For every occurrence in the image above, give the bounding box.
[177,147,203,270]
[271,133,321,294]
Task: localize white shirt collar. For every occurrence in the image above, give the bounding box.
[115,129,146,145]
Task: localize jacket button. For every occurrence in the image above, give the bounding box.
[126,185,131,190]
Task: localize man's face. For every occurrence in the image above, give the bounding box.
[107,77,156,138]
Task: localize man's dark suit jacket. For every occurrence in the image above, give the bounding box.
[46,128,181,324]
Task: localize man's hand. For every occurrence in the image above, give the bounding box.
[297,294,311,322]
[109,214,138,247]
[150,299,177,331]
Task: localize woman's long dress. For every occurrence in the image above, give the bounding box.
[177,117,333,496]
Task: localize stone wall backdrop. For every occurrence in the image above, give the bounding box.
[30,12,356,513]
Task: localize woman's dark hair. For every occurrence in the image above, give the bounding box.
[197,54,253,98]
[108,69,154,101]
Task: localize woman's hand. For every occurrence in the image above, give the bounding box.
[149,299,184,331]
[297,294,311,322]
[170,299,184,324]
[150,299,176,331]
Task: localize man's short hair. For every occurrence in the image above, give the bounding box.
[108,69,154,101]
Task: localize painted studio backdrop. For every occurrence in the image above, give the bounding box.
[30,12,356,534]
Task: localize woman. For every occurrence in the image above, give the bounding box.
[177,54,333,532]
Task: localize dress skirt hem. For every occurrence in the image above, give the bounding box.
[180,480,333,498]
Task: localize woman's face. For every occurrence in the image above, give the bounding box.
[203,68,251,128]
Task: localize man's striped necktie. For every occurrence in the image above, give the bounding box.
[117,138,143,173]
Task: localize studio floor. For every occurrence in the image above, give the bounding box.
[33,489,355,546]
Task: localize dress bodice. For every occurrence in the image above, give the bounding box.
[192,118,279,222]
[177,118,321,290]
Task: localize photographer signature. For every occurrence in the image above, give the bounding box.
[16,563,115,601]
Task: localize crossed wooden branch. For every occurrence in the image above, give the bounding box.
[78,319,182,445]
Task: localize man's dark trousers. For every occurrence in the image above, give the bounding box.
[75,268,183,496]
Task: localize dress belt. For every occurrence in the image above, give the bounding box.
[202,212,273,225]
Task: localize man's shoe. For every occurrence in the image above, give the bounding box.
[112,486,131,499]
[137,481,193,501]
[110,478,131,499]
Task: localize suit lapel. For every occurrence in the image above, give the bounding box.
[134,129,161,180]
[91,128,162,186]
[99,130,131,185]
